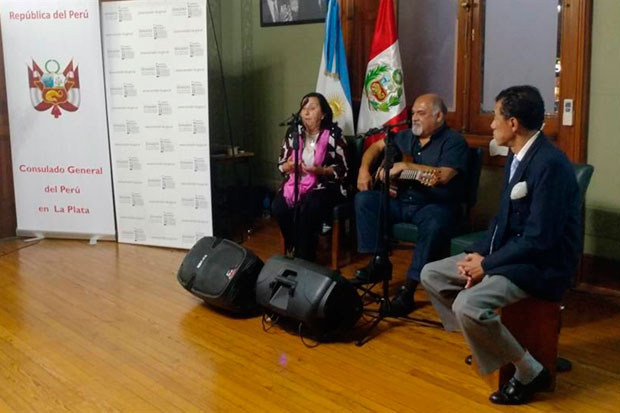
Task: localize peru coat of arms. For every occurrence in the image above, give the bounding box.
[28,59,80,118]
[363,64,403,112]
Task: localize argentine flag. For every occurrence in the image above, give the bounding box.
[316,0,355,136]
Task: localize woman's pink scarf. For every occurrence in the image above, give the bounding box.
[283,129,330,207]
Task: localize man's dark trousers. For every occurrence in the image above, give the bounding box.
[355,190,459,282]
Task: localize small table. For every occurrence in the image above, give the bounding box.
[210,151,255,241]
[210,151,254,186]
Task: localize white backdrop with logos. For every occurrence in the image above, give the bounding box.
[0,0,116,240]
[101,0,212,249]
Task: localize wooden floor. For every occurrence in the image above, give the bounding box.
[1,221,619,412]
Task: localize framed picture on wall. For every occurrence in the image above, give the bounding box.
[261,0,327,27]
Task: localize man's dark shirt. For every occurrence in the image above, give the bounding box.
[392,124,469,204]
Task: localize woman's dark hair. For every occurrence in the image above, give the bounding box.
[298,92,333,129]
[495,85,545,131]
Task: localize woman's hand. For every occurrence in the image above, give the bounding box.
[282,157,300,174]
[302,164,332,176]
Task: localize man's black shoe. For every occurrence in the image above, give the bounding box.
[556,357,572,372]
[489,368,551,405]
[386,285,415,317]
[355,257,391,283]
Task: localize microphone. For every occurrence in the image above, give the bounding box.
[279,113,300,127]
[363,119,411,136]
[363,126,383,136]
[389,119,411,128]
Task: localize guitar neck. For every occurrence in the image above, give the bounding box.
[376,168,436,195]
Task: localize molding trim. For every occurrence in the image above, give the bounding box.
[580,253,620,292]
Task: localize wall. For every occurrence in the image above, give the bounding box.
[220,0,324,190]
[584,0,620,261]
[208,0,247,153]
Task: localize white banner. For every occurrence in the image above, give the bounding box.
[0,0,115,240]
[101,0,212,249]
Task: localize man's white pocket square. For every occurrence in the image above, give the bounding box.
[510,181,528,200]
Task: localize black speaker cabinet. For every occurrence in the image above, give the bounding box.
[256,255,362,335]
[177,237,263,314]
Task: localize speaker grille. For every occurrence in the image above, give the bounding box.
[177,237,216,287]
[192,239,246,296]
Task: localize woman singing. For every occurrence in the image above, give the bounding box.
[272,92,348,261]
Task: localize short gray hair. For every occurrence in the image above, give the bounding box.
[429,95,448,116]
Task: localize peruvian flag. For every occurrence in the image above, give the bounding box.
[357,0,408,149]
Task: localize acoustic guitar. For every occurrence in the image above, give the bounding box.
[374,154,439,198]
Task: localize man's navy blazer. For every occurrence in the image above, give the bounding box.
[470,135,581,301]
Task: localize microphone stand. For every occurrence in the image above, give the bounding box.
[356,124,399,346]
[291,116,301,257]
[278,113,303,256]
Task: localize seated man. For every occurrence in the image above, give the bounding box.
[421,85,581,405]
[355,93,469,316]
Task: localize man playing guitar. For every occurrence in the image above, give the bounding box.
[354,93,470,317]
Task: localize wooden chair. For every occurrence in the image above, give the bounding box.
[326,136,364,269]
[499,298,562,389]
